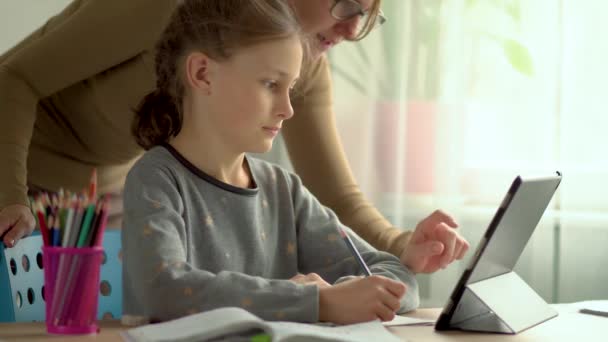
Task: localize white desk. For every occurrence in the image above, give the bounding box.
[0,303,605,341]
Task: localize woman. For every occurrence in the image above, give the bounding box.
[0,0,468,274]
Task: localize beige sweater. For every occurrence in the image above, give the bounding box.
[0,0,412,257]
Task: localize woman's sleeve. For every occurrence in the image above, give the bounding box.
[284,56,413,258]
[0,0,171,207]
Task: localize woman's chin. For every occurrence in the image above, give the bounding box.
[311,45,328,59]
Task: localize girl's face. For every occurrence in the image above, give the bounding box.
[288,0,376,57]
[202,36,303,154]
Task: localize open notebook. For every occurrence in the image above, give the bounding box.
[121,307,404,342]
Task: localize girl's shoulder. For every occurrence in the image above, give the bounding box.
[246,156,304,190]
[127,145,180,180]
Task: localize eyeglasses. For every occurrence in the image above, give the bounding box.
[330,0,387,36]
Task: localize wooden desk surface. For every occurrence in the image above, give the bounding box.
[0,306,605,341]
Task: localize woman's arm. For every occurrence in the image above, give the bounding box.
[0,0,173,245]
[285,56,412,257]
[0,0,171,208]
[285,57,470,273]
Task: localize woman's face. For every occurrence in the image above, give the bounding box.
[288,0,376,57]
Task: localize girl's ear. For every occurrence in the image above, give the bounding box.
[185,52,213,95]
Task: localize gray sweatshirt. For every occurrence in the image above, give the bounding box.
[121,144,419,324]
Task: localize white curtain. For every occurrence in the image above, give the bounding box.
[327,0,608,306]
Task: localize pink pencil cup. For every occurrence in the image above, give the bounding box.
[42,246,104,335]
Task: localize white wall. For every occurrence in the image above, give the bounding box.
[0,0,72,54]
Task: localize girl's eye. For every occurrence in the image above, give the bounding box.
[263,80,278,90]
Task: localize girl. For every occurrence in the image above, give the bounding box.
[0,0,468,280]
[122,0,418,325]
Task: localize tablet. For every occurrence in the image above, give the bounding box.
[435,172,562,334]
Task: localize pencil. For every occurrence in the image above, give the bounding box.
[61,196,76,247]
[67,196,85,247]
[337,227,372,276]
[92,198,109,247]
[89,168,97,202]
[35,202,50,246]
[47,216,56,247]
[76,202,95,248]
[83,199,102,247]
[51,214,61,247]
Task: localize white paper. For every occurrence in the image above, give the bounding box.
[382,315,435,327]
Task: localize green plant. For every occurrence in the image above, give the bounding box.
[466,0,534,77]
[328,0,534,100]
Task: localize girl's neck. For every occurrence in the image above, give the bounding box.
[169,131,253,189]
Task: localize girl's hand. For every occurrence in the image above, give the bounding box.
[289,273,332,289]
[0,204,36,247]
[318,275,406,324]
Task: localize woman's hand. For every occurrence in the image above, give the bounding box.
[400,210,469,273]
[289,273,332,289]
[0,204,36,247]
[318,275,406,324]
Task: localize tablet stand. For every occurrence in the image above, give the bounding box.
[447,271,557,334]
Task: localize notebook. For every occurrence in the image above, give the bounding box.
[121,307,404,342]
